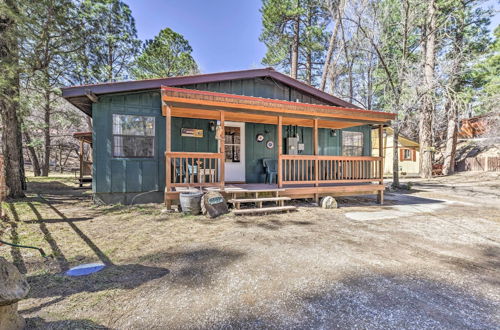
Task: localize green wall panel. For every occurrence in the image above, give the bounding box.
[171,118,217,153]
[245,123,278,183]
[93,91,165,194]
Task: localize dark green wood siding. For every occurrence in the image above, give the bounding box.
[181,77,328,105]
[92,91,165,194]
[171,118,217,153]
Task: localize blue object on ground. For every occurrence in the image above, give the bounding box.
[65,263,106,276]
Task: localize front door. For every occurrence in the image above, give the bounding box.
[223,122,245,182]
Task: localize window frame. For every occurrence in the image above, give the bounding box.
[112,114,156,159]
[342,131,364,156]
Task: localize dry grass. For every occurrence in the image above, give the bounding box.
[1,173,499,329]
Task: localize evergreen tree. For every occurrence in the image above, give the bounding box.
[0,0,26,196]
[132,28,198,79]
[72,0,140,83]
[259,0,329,85]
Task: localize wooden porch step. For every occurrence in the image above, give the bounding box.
[228,197,291,204]
[233,205,297,215]
[229,196,291,208]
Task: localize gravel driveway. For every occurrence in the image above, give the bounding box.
[1,173,499,329]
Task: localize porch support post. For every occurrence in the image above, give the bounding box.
[219,111,225,190]
[79,139,84,188]
[313,118,319,203]
[377,124,384,205]
[164,102,172,209]
[277,116,283,188]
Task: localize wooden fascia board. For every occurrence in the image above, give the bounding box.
[169,107,357,129]
[163,96,390,124]
[169,105,366,128]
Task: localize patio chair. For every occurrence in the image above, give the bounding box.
[172,159,198,183]
[262,159,278,184]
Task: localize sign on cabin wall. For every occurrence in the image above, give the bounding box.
[181,128,204,138]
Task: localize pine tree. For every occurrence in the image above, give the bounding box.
[259,0,329,84]
[132,28,198,79]
[0,0,26,196]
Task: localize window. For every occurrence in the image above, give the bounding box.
[224,126,241,162]
[342,131,364,156]
[400,148,415,162]
[403,149,412,160]
[113,114,155,158]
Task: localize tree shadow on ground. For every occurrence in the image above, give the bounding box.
[206,274,500,329]
[443,244,500,287]
[137,247,245,287]
[234,218,315,230]
[25,263,170,300]
[26,317,109,329]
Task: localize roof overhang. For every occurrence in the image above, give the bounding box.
[61,68,361,117]
[73,131,92,144]
[161,86,395,129]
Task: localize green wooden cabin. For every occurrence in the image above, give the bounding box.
[62,68,393,204]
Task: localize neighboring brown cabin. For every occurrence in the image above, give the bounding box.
[455,113,500,172]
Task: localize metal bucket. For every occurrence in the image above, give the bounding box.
[179,191,203,215]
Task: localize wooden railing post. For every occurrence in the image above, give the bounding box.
[377,124,384,205]
[277,116,283,188]
[164,103,172,208]
[219,111,225,190]
[313,118,319,203]
[79,139,84,188]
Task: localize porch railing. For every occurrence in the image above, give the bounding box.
[279,155,383,185]
[165,152,224,189]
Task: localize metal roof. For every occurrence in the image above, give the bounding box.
[61,68,361,116]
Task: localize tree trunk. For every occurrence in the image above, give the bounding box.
[320,0,344,91]
[0,0,25,197]
[290,15,300,79]
[419,0,436,179]
[41,88,51,176]
[442,102,458,175]
[23,129,41,177]
[442,2,465,176]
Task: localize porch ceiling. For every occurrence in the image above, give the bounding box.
[161,86,395,129]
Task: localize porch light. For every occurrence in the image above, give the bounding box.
[208,121,216,132]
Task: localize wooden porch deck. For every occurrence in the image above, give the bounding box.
[168,182,384,202]
[161,86,394,208]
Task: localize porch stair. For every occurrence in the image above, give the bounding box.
[233,205,296,215]
[229,195,296,215]
[229,196,291,209]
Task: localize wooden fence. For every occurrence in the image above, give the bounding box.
[456,156,500,172]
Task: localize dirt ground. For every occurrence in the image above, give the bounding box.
[0,172,499,329]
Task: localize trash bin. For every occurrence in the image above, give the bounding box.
[179,191,203,215]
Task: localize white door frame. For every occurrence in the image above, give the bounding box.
[221,121,245,182]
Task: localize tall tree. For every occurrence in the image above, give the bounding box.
[0,0,25,197]
[260,0,329,84]
[70,0,140,83]
[19,0,85,176]
[132,28,198,79]
[475,24,500,114]
[419,0,437,178]
[441,0,492,175]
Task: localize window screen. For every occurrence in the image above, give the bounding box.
[342,131,364,156]
[112,114,155,158]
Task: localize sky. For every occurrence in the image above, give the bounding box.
[126,0,500,74]
[125,0,267,73]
